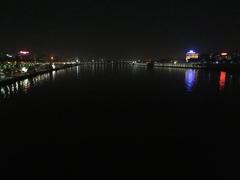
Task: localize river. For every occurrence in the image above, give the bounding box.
[0,64,240,178]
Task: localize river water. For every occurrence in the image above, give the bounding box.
[1,64,240,178]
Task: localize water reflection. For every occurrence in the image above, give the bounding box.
[184,69,240,93]
[80,63,133,74]
[185,69,197,92]
[219,71,226,92]
[52,71,56,81]
[2,65,240,102]
[0,71,57,102]
[22,79,31,93]
[76,66,79,79]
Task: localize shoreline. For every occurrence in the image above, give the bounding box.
[133,62,240,70]
[0,64,79,86]
[1,62,239,86]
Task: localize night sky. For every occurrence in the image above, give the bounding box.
[1,0,240,59]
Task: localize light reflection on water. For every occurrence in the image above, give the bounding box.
[183,69,240,93]
[78,63,133,75]
[76,66,80,79]
[185,69,197,92]
[153,67,240,94]
[52,71,56,81]
[1,65,240,102]
[0,71,57,101]
[219,71,226,92]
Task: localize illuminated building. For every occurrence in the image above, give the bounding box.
[17,50,31,61]
[19,51,30,55]
[216,52,231,61]
[186,50,199,62]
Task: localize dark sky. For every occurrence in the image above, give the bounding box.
[1,0,240,59]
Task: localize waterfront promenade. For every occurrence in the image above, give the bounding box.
[0,61,133,85]
[133,62,240,70]
[0,62,79,85]
[1,60,240,86]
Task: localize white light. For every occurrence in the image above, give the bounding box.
[188,50,196,54]
[19,51,30,55]
[21,67,28,73]
[52,64,56,69]
[6,54,13,58]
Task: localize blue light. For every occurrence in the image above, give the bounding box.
[188,50,195,54]
[185,69,196,92]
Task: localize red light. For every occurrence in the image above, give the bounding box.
[219,71,226,91]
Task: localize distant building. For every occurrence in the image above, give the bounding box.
[199,53,211,63]
[215,52,231,61]
[186,50,199,62]
[37,55,63,62]
[38,55,50,62]
[17,50,34,62]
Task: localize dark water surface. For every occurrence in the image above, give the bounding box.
[1,64,240,178]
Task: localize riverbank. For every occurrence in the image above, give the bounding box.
[0,63,79,86]
[133,62,240,70]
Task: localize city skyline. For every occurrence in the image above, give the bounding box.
[1,0,240,58]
